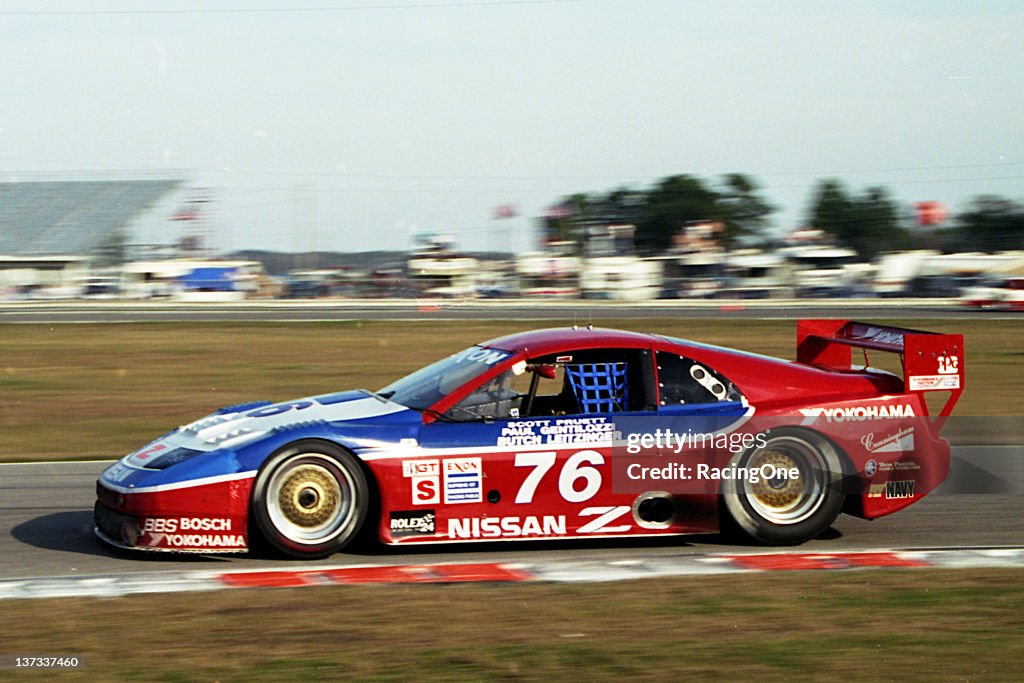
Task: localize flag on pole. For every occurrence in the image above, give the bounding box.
[914,201,947,227]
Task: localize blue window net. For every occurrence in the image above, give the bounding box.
[565,362,628,414]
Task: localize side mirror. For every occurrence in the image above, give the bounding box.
[527,364,557,380]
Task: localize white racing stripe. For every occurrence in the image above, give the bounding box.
[99,470,257,495]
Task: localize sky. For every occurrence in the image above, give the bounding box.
[1,0,1022,254]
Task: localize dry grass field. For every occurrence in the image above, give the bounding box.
[0,318,1019,460]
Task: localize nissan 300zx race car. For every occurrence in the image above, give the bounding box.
[95,320,963,558]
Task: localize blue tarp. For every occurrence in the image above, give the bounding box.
[178,267,238,292]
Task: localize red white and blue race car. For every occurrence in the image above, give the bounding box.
[95,320,964,558]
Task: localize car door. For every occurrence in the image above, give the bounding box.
[417,346,666,540]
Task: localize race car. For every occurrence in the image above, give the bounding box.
[94,320,964,558]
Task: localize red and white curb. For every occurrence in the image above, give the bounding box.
[2,547,1023,600]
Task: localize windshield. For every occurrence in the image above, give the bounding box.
[379,345,513,411]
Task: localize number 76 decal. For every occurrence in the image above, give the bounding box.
[513,451,631,534]
[514,450,604,503]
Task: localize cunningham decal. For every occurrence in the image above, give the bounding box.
[861,427,915,454]
[799,404,915,424]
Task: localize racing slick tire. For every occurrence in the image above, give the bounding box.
[721,430,846,545]
[251,440,369,559]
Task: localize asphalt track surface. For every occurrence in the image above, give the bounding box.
[2,446,1021,582]
[0,299,1014,324]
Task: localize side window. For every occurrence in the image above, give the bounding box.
[444,368,523,421]
[523,348,654,417]
[444,348,657,421]
[656,351,742,405]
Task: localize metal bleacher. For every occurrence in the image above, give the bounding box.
[0,179,182,256]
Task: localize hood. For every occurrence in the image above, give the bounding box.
[127,390,409,467]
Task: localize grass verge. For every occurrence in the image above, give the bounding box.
[1,569,1023,681]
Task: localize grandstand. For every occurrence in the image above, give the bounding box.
[0,179,184,295]
[0,179,183,256]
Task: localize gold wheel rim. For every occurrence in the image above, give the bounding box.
[747,450,803,511]
[741,436,827,525]
[266,454,355,544]
[277,464,340,529]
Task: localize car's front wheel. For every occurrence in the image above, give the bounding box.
[721,431,846,545]
[251,440,368,559]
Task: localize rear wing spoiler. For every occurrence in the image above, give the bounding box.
[797,319,964,419]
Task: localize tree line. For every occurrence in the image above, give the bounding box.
[541,174,1024,260]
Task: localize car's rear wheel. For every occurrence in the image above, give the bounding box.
[722,431,845,545]
[251,440,368,559]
